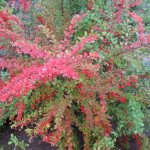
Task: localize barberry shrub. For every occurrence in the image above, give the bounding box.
[0,0,149,149]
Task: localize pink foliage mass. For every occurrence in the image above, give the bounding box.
[112,0,150,49]
[0,0,149,103]
[9,0,31,12]
[0,10,23,42]
[0,58,27,73]
[57,13,86,52]
[0,58,80,102]
[12,40,51,60]
[0,10,98,102]
[108,91,126,103]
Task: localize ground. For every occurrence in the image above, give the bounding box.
[0,124,56,150]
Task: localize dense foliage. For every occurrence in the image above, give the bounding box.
[0,0,149,149]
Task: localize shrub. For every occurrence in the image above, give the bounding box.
[0,0,149,149]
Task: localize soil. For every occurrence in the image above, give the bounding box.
[0,125,56,150]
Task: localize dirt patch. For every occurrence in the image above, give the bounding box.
[0,126,56,150]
